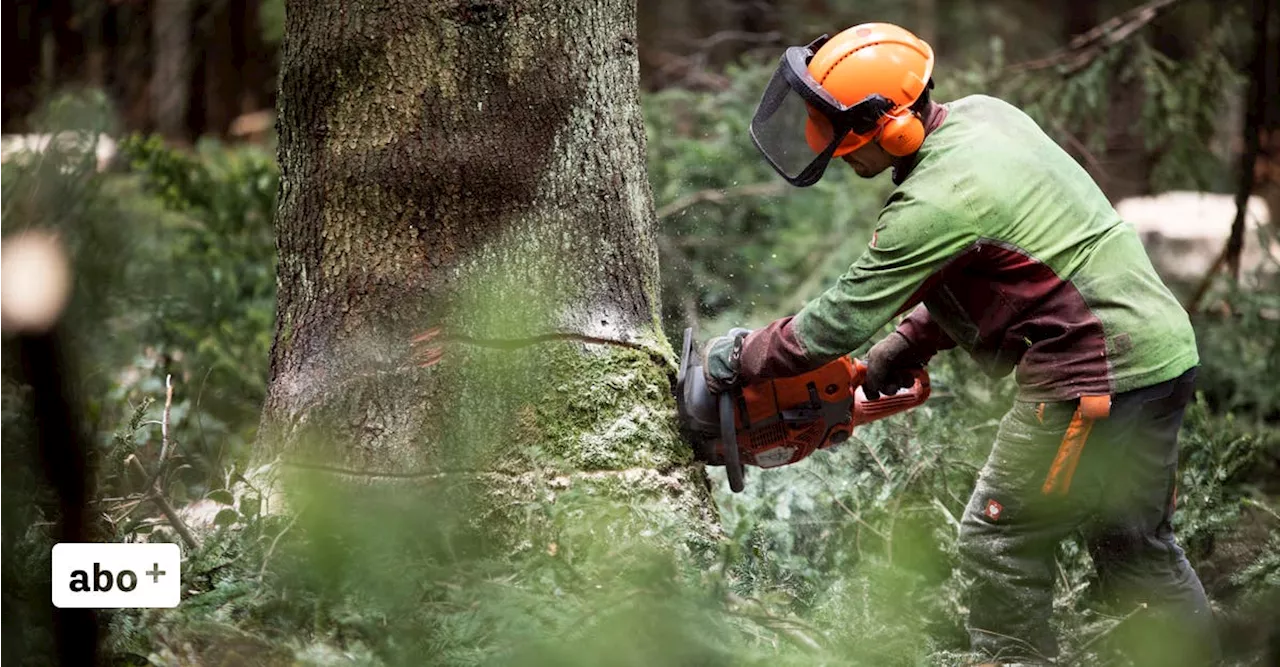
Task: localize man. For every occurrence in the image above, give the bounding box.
[703,22,1219,666]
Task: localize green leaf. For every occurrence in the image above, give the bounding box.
[214,508,240,527]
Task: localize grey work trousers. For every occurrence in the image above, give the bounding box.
[958,368,1219,666]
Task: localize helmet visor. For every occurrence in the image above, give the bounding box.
[749,42,895,187]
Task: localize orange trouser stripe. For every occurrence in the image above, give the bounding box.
[1041,406,1094,496]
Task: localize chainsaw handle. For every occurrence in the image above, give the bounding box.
[850,360,931,426]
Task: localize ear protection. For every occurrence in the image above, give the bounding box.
[876,109,926,157]
[875,77,934,157]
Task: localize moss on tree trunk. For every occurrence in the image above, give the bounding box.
[261,0,719,564]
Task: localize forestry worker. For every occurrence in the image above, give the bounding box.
[701,22,1219,667]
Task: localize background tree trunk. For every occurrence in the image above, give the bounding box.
[916,0,938,45]
[260,0,718,554]
[195,0,238,137]
[49,0,85,87]
[151,0,192,141]
[1,3,43,131]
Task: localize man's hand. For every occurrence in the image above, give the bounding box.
[863,331,922,400]
[701,328,752,394]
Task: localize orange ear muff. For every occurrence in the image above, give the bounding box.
[877,111,925,157]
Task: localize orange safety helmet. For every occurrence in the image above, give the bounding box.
[804,23,935,158]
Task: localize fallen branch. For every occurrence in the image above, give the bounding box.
[128,455,198,550]
[144,374,175,491]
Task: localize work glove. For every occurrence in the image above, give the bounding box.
[701,327,752,394]
[862,331,923,400]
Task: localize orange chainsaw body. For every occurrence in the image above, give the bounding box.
[675,328,930,491]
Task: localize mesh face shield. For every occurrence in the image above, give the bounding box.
[749,36,895,187]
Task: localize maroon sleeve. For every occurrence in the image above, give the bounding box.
[733,305,955,385]
[894,304,957,362]
[735,316,836,385]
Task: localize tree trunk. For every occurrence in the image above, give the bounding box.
[638,0,709,89]
[49,0,85,87]
[2,2,42,131]
[151,0,192,141]
[916,0,938,46]
[235,0,266,116]
[84,5,105,89]
[261,0,719,568]
[1253,0,1280,230]
[195,0,229,137]
[1226,0,1274,280]
[110,2,154,134]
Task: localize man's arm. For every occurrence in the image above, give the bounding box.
[719,190,976,387]
[894,303,958,361]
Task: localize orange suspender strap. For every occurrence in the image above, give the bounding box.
[1041,395,1111,496]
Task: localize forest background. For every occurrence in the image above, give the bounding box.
[2,0,1279,665]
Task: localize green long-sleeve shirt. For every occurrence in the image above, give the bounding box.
[736,94,1199,401]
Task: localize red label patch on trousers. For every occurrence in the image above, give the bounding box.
[983,499,1003,521]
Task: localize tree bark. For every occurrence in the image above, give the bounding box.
[151,0,192,141]
[916,0,937,46]
[1,2,42,131]
[84,4,106,89]
[236,0,267,116]
[109,2,154,134]
[261,0,719,561]
[49,0,85,86]
[196,0,237,137]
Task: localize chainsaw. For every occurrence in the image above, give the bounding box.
[675,327,931,492]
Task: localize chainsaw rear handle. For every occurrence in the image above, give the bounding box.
[850,359,931,426]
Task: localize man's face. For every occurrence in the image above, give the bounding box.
[842,140,894,178]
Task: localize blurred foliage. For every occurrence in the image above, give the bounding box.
[111,134,277,472]
[260,0,286,45]
[1192,269,1280,421]
[2,91,280,666]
